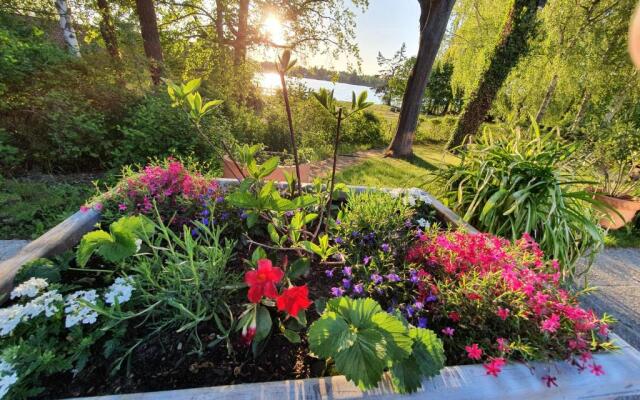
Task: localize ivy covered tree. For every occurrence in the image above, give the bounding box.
[447,0,546,150]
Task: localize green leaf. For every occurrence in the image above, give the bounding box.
[283,329,301,343]
[76,230,112,267]
[333,328,387,390]
[308,311,351,358]
[303,213,318,225]
[258,156,280,179]
[183,78,201,94]
[409,327,446,379]
[254,305,272,343]
[371,312,413,361]
[246,212,259,228]
[287,257,310,279]
[267,223,280,243]
[251,247,267,265]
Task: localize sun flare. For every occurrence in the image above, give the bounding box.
[263,14,285,46]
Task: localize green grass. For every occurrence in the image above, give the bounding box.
[604,227,640,248]
[0,177,94,239]
[335,144,458,195]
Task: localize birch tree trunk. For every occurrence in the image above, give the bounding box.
[135,0,164,85]
[385,0,456,158]
[569,90,591,133]
[54,0,81,57]
[535,73,558,124]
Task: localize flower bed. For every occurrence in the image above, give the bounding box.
[0,159,635,399]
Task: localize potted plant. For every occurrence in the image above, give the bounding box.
[588,122,640,229]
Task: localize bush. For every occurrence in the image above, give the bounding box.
[341,110,384,146]
[434,123,603,276]
[415,115,458,144]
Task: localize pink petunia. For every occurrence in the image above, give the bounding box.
[465,343,483,360]
[541,313,561,333]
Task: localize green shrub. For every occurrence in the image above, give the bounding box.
[434,123,604,276]
[341,110,384,146]
[114,93,225,168]
[415,115,458,143]
[0,178,93,239]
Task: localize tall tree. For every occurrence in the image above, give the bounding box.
[386,0,456,158]
[54,0,81,57]
[375,43,408,106]
[136,0,164,84]
[96,0,121,63]
[447,0,545,150]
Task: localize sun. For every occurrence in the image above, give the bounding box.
[263,14,285,46]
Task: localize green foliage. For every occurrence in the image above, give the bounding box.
[0,177,92,239]
[436,122,604,275]
[76,216,154,267]
[15,258,61,285]
[308,297,445,393]
[340,110,384,146]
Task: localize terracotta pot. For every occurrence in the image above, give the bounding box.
[222,157,311,183]
[593,193,640,229]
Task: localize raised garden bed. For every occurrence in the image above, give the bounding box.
[1,161,639,399]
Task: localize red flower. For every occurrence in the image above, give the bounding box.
[244,259,284,303]
[465,343,483,360]
[483,357,506,377]
[448,311,461,322]
[276,285,312,317]
[496,306,510,320]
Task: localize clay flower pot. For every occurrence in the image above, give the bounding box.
[593,193,640,229]
[222,156,311,182]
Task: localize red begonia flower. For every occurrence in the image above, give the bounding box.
[276,285,312,317]
[244,259,284,303]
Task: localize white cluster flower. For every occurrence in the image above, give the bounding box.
[0,290,63,336]
[64,290,98,328]
[10,278,48,300]
[406,188,433,206]
[0,360,17,399]
[104,277,135,306]
[417,218,431,229]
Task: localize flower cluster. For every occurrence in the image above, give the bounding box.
[64,290,99,328]
[10,278,48,299]
[0,290,63,336]
[405,231,612,380]
[104,277,135,305]
[0,360,17,399]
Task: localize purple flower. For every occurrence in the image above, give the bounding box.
[415,228,423,238]
[335,236,344,245]
[404,219,413,228]
[406,305,415,318]
[342,266,352,276]
[330,287,345,297]
[442,327,455,337]
[336,218,341,225]
[201,209,210,217]
[370,273,383,285]
[325,268,335,278]
[426,294,438,303]
[118,203,127,212]
[220,212,230,221]
[418,317,428,328]
[353,283,364,294]
[342,279,351,289]
[380,243,390,253]
[215,196,225,203]
[239,211,248,220]
[202,217,209,226]
[191,228,199,237]
[363,256,372,265]
[284,211,294,218]
[351,231,360,238]
[386,273,401,282]
[414,301,424,310]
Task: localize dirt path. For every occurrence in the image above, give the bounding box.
[308,148,383,179]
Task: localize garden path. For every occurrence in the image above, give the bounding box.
[577,248,640,353]
[308,148,383,178]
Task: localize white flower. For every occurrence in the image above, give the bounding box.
[417,218,431,228]
[64,290,99,328]
[104,277,135,306]
[10,278,48,300]
[0,360,17,399]
[0,305,24,337]
[135,239,142,252]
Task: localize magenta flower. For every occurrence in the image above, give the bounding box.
[541,313,561,333]
[483,357,506,377]
[118,203,128,212]
[465,343,483,360]
[441,327,455,337]
[496,306,510,320]
[589,363,605,376]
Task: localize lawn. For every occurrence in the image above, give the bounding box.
[335,143,458,196]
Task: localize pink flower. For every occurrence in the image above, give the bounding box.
[579,352,592,363]
[589,363,605,376]
[80,205,90,213]
[93,203,103,212]
[598,323,609,336]
[118,203,128,211]
[496,337,509,353]
[441,327,455,337]
[465,343,483,360]
[541,313,561,333]
[497,306,510,320]
[483,357,506,377]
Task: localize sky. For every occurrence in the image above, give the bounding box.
[308,0,421,75]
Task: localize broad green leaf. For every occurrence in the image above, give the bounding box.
[258,156,280,179]
[183,78,201,94]
[283,329,301,343]
[287,257,310,279]
[334,328,387,390]
[251,247,267,265]
[254,305,272,343]
[308,311,351,358]
[371,312,413,361]
[409,328,446,378]
[390,354,423,394]
[267,223,280,243]
[76,230,112,267]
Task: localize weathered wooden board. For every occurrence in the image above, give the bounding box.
[74,333,640,400]
[0,209,100,296]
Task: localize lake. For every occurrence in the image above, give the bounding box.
[255,72,384,105]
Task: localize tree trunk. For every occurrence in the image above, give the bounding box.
[54,0,81,57]
[569,90,591,133]
[447,0,544,150]
[96,0,121,63]
[386,0,456,158]
[535,73,558,124]
[233,0,250,65]
[135,0,164,85]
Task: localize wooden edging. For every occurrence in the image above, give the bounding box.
[74,333,640,400]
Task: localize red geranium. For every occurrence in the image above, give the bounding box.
[244,259,284,303]
[276,285,312,317]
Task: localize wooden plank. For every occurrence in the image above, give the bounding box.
[0,209,100,297]
[73,334,640,400]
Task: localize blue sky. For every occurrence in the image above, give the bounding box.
[307,0,421,75]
